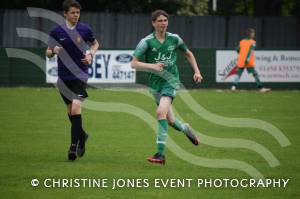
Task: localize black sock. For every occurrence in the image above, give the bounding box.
[78,117,87,146]
[68,114,86,133]
[70,114,83,145]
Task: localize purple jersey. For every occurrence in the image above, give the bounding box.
[48,22,95,80]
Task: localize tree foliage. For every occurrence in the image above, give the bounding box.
[0,0,299,16]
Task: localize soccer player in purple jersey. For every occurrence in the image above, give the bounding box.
[46,0,99,161]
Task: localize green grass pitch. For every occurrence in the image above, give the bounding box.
[0,88,299,198]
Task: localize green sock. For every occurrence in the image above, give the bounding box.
[254,74,262,88]
[233,68,243,86]
[156,119,168,155]
[171,118,187,133]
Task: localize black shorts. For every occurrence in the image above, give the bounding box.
[57,79,88,105]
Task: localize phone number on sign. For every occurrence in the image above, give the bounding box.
[112,70,135,80]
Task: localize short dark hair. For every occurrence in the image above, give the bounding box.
[151,10,169,22]
[62,0,82,12]
[246,28,255,36]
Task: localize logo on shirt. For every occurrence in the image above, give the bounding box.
[154,52,173,61]
[59,38,66,41]
[76,36,81,44]
[152,48,157,52]
[154,52,174,67]
[168,45,175,51]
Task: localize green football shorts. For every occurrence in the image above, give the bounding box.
[150,84,177,105]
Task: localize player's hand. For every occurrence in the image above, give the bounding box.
[53,46,62,55]
[81,53,93,65]
[152,62,164,72]
[193,72,203,83]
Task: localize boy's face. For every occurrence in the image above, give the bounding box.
[250,31,255,38]
[64,7,80,24]
[152,15,168,33]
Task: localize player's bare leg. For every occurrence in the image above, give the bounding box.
[147,96,172,165]
[67,100,88,160]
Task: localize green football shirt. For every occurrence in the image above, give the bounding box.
[133,32,188,91]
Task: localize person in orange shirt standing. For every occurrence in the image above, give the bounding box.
[231,28,270,92]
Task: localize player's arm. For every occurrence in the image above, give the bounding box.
[131,57,164,72]
[185,50,203,83]
[236,40,241,53]
[46,46,62,58]
[46,31,62,58]
[81,27,99,65]
[176,35,202,83]
[89,39,99,56]
[236,46,240,53]
[81,39,99,65]
[131,38,164,72]
[46,47,54,58]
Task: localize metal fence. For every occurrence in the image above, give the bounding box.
[0,9,299,49]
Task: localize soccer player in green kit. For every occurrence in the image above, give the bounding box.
[131,10,203,165]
